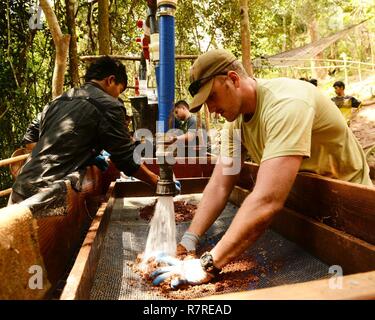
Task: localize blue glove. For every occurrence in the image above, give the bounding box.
[93,154,109,171]
[150,254,214,289]
[175,180,181,195]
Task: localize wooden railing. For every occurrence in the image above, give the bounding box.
[0,153,29,198]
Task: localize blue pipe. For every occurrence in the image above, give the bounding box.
[157,10,175,133]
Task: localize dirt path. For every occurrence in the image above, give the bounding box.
[350,100,375,179]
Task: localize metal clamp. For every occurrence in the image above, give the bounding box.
[157,6,176,17]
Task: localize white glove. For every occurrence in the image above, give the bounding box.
[151,254,214,289]
[179,231,200,253]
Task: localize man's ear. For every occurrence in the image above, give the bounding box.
[107,75,116,86]
[227,71,240,88]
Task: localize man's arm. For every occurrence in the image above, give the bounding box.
[132,163,159,187]
[176,131,196,143]
[211,155,303,268]
[22,113,41,151]
[351,96,361,109]
[186,156,242,237]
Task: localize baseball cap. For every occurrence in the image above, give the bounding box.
[188,49,237,112]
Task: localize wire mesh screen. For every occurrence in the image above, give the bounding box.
[90,195,329,300]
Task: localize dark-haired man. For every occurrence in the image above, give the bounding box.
[331,80,361,124]
[173,100,198,143]
[9,56,158,205]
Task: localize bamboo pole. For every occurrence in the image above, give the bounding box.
[0,188,12,198]
[80,54,198,62]
[0,154,29,167]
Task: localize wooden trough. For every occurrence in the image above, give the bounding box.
[0,157,374,300]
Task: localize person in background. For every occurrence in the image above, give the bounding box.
[331,80,361,125]
[173,100,198,143]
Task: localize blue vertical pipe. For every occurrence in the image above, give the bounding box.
[157,10,175,133]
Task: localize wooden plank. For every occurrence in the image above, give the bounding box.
[0,154,29,167]
[237,162,375,245]
[143,157,216,179]
[229,186,375,274]
[272,208,375,274]
[202,270,375,300]
[113,177,210,198]
[60,183,115,300]
[286,172,375,244]
[0,188,12,197]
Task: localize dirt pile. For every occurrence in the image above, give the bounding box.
[139,200,197,222]
[129,243,285,299]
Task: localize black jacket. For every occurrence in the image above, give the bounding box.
[13,82,139,198]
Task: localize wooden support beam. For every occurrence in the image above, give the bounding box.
[60,183,115,300]
[237,162,375,245]
[0,154,29,167]
[113,177,210,198]
[0,188,11,197]
[202,270,375,300]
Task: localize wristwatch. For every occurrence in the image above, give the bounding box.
[200,252,221,276]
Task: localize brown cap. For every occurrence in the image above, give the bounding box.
[188,49,237,112]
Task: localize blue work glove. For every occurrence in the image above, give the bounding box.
[175,180,181,195]
[93,154,109,171]
[150,254,214,289]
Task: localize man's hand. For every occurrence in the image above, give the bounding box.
[150,254,214,289]
[163,135,178,145]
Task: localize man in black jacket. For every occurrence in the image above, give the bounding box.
[9,56,158,206]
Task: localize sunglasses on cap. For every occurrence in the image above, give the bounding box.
[188,72,228,97]
[188,59,237,97]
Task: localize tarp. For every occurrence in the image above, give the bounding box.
[253,20,369,68]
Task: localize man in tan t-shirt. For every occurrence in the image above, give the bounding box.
[150,49,373,289]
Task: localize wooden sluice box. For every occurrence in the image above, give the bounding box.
[0,158,374,299]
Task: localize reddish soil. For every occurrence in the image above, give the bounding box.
[130,246,282,299]
[139,200,197,222]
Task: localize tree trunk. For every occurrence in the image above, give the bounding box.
[39,0,70,99]
[239,0,253,76]
[308,18,326,80]
[98,0,110,55]
[65,0,80,87]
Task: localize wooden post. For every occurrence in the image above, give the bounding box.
[239,0,253,76]
[204,104,210,131]
[370,32,375,72]
[341,53,349,86]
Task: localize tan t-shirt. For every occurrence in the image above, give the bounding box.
[221,78,372,186]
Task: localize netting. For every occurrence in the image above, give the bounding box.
[90,194,329,300]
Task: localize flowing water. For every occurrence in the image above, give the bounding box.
[141,196,176,266]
